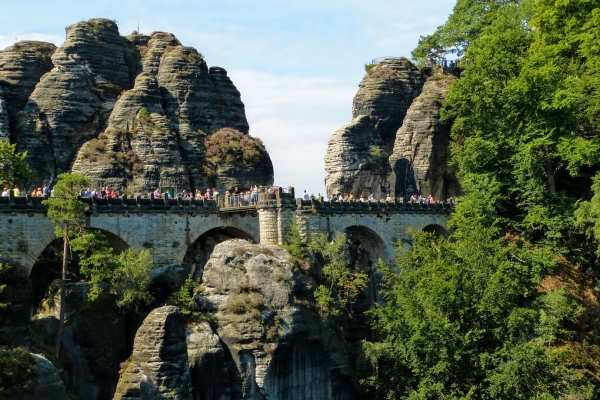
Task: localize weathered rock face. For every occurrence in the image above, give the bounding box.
[6,354,69,400]
[325,58,460,200]
[352,58,426,153]
[0,41,56,131]
[324,115,389,198]
[12,19,138,185]
[0,18,273,194]
[189,239,357,400]
[114,306,193,400]
[32,282,128,400]
[0,86,9,139]
[389,78,460,200]
[325,58,427,198]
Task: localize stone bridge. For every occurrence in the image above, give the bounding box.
[0,188,451,274]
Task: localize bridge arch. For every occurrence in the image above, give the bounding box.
[171,214,259,268]
[87,218,137,252]
[182,226,255,280]
[344,225,391,266]
[422,223,450,238]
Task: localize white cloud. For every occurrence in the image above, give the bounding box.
[0,33,63,51]
[229,70,356,195]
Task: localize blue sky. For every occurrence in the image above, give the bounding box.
[0,0,454,195]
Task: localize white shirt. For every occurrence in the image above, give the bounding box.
[1,190,8,197]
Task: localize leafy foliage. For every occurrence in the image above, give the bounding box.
[0,141,34,188]
[168,276,200,315]
[411,0,520,62]
[0,347,36,395]
[308,233,368,317]
[43,172,90,238]
[109,248,154,312]
[361,0,600,397]
[202,128,266,178]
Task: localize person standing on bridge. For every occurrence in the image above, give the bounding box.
[153,188,161,199]
[252,185,258,204]
[1,187,8,197]
[303,190,309,200]
[12,185,19,197]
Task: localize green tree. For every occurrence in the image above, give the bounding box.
[309,233,368,318]
[111,248,154,312]
[42,172,90,359]
[411,0,520,62]
[0,141,34,189]
[71,231,155,312]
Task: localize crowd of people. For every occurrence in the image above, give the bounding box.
[425,57,461,69]
[1,184,53,198]
[303,190,457,205]
[1,182,458,206]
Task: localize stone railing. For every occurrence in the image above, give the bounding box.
[0,191,219,214]
[0,188,453,215]
[295,198,453,214]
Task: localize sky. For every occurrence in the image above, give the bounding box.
[0,0,455,195]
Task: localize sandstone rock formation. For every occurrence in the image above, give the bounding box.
[325,58,426,198]
[325,57,461,200]
[5,354,69,400]
[389,77,460,200]
[0,41,56,131]
[352,58,426,153]
[189,239,357,400]
[0,18,273,194]
[324,115,388,198]
[32,281,128,400]
[113,306,193,400]
[0,86,10,139]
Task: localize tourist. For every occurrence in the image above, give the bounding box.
[359,195,365,202]
[385,194,392,202]
[212,187,219,199]
[44,185,51,197]
[303,190,309,200]
[85,188,92,197]
[153,188,161,199]
[195,189,201,199]
[447,196,457,205]
[100,187,106,198]
[428,194,435,204]
[349,193,355,201]
[251,185,258,204]
[330,194,337,202]
[31,189,37,197]
[233,186,240,206]
[13,185,20,197]
[410,193,419,203]
[1,187,8,197]
[106,187,113,198]
[368,194,374,202]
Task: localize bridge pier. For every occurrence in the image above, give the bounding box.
[257,187,296,245]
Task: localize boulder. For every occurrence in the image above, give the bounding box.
[6,354,69,400]
[388,77,461,200]
[190,239,357,400]
[113,305,193,400]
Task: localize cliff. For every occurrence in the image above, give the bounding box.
[0,18,273,194]
[113,240,358,400]
[389,77,460,200]
[325,58,460,200]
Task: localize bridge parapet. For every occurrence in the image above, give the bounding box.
[295,199,452,214]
